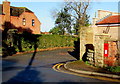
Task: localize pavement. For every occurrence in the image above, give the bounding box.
[64,61,120,79]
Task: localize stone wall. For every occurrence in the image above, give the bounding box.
[90,10,120,67]
[80,27,94,62]
[94,26,119,40]
[97,10,119,20]
[94,35,104,67]
[80,27,87,60]
[79,27,119,67]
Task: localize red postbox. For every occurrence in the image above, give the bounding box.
[104,43,109,57]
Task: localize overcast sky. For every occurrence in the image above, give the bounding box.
[0,0,119,32]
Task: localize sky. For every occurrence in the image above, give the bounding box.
[0,0,119,32]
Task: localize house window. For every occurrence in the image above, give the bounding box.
[32,19,35,26]
[22,18,26,26]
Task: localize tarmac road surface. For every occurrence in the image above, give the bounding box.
[2,48,118,83]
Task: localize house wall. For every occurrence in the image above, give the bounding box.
[92,10,120,67]
[3,1,10,22]
[10,12,41,34]
[94,26,119,40]
[18,12,41,34]
[93,10,119,40]
[98,10,119,20]
[94,35,104,67]
[0,15,5,30]
[10,16,19,28]
[1,1,41,34]
[80,27,94,60]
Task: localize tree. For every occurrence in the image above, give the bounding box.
[51,0,90,35]
[64,0,91,60]
[54,6,73,35]
[65,0,90,34]
[73,14,90,35]
[49,26,61,35]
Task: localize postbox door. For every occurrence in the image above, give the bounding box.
[104,43,109,57]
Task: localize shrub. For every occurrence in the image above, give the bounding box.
[106,66,120,72]
[13,34,78,52]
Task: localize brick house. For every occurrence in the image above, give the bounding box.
[41,32,52,35]
[0,0,41,34]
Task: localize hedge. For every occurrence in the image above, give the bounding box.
[19,34,77,52]
[106,66,120,72]
[2,32,78,56]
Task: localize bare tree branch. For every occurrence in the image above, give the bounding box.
[64,0,90,35]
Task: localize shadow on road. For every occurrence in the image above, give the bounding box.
[57,81,88,84]
[68,38,80,60]
[2,47,44,83]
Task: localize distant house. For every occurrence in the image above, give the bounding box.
[0,0,41,34]
[41,32,52,35]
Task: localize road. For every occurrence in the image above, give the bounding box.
[2,48,116,83]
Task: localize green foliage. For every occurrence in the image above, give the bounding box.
[73,15,90,35]
[84,15,91,27]
[52,2,90,36]
[37,35,77,49]
[49,26,61,35]
[2,40,17,57]
[2,31,78,57]
[106,66,120,72]
[64,2,90,35]
[54,7,73,35]
[14,34,78,52]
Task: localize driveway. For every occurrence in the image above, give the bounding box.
[2,48,111,83]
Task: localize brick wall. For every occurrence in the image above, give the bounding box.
[0,15,5,30]
[10,12,41,34]
[19,12,41,34]
[1,1,41,34]
[10,16,19,28]
[3,1,10,22]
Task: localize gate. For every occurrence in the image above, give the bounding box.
[104,41,120,66]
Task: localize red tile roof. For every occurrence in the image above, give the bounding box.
[96,15,120,25]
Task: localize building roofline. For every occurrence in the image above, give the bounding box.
[0,3,34,16]
[96,15,120,25]
[96,23,120,27]
[10,6,33,13]
[98,10,120,14]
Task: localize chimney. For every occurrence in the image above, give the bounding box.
[92,17,98,26]
[3,0,10,22]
